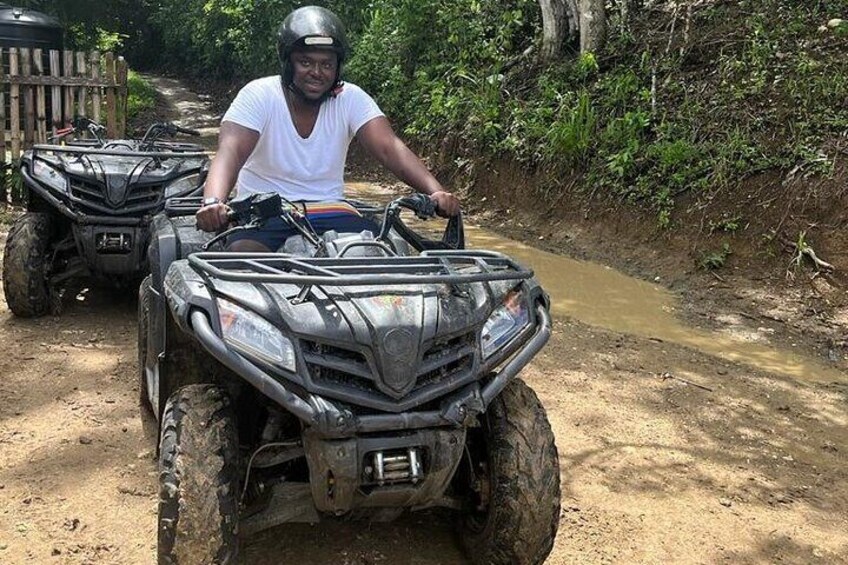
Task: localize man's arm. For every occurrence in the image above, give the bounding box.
[356,116,460,216]
[196,121,260,232]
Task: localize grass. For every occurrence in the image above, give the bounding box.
[126,71,157,123]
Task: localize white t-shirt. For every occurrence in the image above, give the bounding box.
[222,76,384,201]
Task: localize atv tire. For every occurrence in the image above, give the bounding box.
[158,385,239,565]
[138,275,152,410]
[459,379,561,565]
[3,212,53,317]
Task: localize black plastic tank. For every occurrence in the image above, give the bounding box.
[0,4,63,50]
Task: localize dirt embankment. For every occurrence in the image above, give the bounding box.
[0,77,845,564]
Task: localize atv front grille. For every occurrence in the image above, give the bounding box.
[69,177,165,216]
[417,333,476,388]
[302,332,476,407]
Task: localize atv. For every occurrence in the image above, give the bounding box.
[140,192,560,564]
[2,117,209,317]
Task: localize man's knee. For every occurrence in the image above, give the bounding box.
[227,239,272,252]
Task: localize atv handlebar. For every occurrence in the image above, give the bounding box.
[140,122,202,150]
[48,116,107,145]
[220,193,442,229]
[47,118,202,150]
[164,191,465,253]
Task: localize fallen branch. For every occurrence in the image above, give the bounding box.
[660,371,714,392]
[710,271,726,283]
[799,246,835,272]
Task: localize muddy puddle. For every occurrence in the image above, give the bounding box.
[347,182,846,385]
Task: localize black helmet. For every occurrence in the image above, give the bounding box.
[277,6,348,90]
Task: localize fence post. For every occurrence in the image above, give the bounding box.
[34,48,47,143]
[90,51,102,125]
[117,57,128,138]
[0,48,5,205]
[49,50,61,134]
[62,50,74,124]
[10,48,21,162]
[105,52,116,138]
[76,51,88,118]
[21,48,34,148]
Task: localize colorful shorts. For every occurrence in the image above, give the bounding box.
[226,200,379,251]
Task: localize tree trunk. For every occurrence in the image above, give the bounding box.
[538,0,578,62]
[539,0,566,62]
[579,0,607,53]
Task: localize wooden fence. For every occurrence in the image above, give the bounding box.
[0,48,128,159]
[0,48,128,205]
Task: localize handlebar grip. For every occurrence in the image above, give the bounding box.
[400,193,436,219]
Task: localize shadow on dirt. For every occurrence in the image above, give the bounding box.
[241,510,468,564]
[534,316,847,561]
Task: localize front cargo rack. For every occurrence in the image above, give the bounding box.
[188,250,533,287]
[31,144,208,159]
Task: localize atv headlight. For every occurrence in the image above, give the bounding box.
[481,289,530,359]
[217,298,296,372]
[32,159,67,193]
[165,172,202,198]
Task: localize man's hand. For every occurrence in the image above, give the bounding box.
[196,203,230,232]
[429,191,460,217]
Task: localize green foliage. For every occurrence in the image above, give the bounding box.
[709,215,743,234]
[126,71,156,121]
[17,0,152,52]
[94,28,127,52]
[347,0,540,148]
[0,206,16,225]
[147,0,362,79]
[31,0,847,230]
[543,92,596,167]
[698,243,732,271]
[2,159,25,207]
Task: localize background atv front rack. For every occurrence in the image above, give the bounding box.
[32,144,208,159]
[189,251,534,287]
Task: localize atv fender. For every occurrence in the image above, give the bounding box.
[146,214,178,418]
[146,213,223,419]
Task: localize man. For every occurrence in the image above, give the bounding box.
[196,5,460,251]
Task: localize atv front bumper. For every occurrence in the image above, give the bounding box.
[190,305,551,437]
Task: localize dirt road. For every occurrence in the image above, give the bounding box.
[0,78,845,564]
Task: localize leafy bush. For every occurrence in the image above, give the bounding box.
[126,71,156,122]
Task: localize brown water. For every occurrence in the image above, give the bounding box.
[346,182,846,384]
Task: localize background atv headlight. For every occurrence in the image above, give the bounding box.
[481,289,530,359]
[32,159,67,193]
[217,299,296,372]
[165,172,201,198]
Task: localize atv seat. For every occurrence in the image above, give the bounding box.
[279,230,411,258]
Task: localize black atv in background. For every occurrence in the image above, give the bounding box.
[2,117,209,317]
[141,193,560,564]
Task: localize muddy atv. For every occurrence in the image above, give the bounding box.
[140,192,560,564]
[2,117,209,317]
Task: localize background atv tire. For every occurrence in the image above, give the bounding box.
[460,379,561,565]
[138,275,152,410]
[158,385,239,565]
[3,213,53,317]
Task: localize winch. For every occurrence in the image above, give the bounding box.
[95,232,132,253]
[365,447,423,486]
